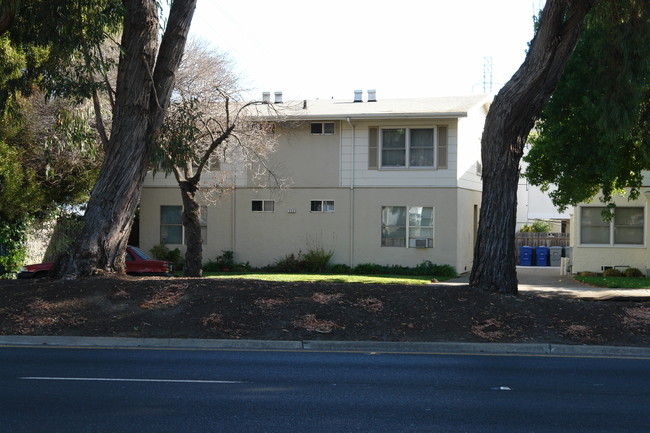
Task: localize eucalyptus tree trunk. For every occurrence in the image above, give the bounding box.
[178,179,203,277]
[57,0,197,277]
[470,0,595,294]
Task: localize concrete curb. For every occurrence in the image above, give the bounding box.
[1,335,649,358]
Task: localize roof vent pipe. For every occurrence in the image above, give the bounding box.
[274,91,283,104]
[262,92,271,103]
[353,90,363,103]
[367,89,377,102]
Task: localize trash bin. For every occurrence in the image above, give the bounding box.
[550,246,563,267]
[536,246,549,266]
[519,246,534,266]
[564,247,572,260]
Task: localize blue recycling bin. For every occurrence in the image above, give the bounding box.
[536,246,549,266]
[519,246,534,266]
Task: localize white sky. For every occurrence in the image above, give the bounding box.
[189,0,545,102]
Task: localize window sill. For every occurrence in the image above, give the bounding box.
[577,244,646,248]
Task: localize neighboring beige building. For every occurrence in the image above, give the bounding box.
[139,93,492,273]
[570,179,650,274]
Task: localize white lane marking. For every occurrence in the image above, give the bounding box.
[20,377,243,384]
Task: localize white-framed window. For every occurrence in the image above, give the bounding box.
[580,206,644,245]
[160,205,182,244]
[252,200,275,212]
[311,122,335,135]
[160,205,208,244]
[311,200,335,213]
[381,206,434,248]
[368,126,447,170]
[381,128,435,168]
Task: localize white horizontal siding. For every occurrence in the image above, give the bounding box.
[341,120,462,188]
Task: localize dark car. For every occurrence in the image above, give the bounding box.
[17,246,174,278]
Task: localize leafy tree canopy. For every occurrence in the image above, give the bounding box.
[0,93,101,223]
[0,0,124,114]
[524,0,650,211]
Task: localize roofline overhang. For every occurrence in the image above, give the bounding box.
[257,112,469,121]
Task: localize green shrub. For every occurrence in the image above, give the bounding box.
[328,263,351,274]
[301,248,334,273]
[353,263,384,275]
[203,250,235,272]
[603,268,622,277]
[150,244,183,270]
[0,219,28,278]
[270,252,303,273]
[415,261,457,277]
[519,220,552,233]
[625,267,644,278]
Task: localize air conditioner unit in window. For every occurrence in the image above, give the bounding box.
[410,238,431,248]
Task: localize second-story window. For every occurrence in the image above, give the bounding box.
[381,128,434,168]
[311,122,335,135]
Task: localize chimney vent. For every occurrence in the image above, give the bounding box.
[274,91,283,104]
[353,90,363,103]
[367,89,377,102]
[262,92,271,103]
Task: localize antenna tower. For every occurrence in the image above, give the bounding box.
[483,56,493,93]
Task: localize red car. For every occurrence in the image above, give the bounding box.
[17,246,174,278]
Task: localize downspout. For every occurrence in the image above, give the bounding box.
[346,117,355,267]
[231,169,237,259]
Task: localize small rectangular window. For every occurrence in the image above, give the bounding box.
[252,200,274,212]
[311,122,335,135]
[311,200,335,213]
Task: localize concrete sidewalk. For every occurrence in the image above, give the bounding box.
[443,266,650,301]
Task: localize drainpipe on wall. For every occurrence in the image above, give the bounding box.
[346,117,355,268]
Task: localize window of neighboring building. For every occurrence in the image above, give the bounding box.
[615,207,644,244]
[580,206,644,245]
[311,122,335,135]
[381,206,434,248]
[380,128,435,168]
[311,200,335,213]
[160,205,183,244]
[252,200,275,212]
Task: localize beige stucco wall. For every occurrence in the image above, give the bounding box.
[349,187,458,268]
[456,188,481,274]
[571,190,649,274]
[139,185,476,271]
[139,108,486,272]
[262,122,341,188]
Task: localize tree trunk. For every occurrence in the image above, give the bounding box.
[57,0,196,278]
[470,0,595,294]
[179,180,203,277]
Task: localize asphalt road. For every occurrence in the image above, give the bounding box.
[1,345,650,433]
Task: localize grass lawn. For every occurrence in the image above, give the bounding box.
[203,272,447,285]
[575,275,650,289]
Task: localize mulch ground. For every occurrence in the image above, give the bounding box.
[1,276,649,346]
